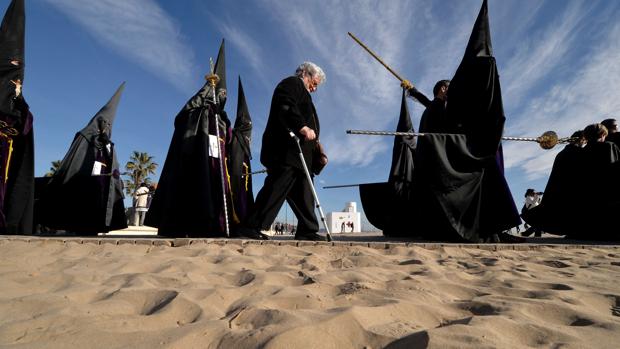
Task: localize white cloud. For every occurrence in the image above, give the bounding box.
[257,0,475,167]
[501,1,591,113]
[44,0,196,91]
[217,21,270,87]
[503,15,620,179]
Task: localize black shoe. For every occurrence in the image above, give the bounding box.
[498,232,526,243]
[294,232,326,241]
[521,227,536,237]
[233,227,269,240]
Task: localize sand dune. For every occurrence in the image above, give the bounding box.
[0,238,619,348]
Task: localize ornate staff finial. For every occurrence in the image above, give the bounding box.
[205,57,220,86]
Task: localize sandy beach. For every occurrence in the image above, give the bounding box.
[0,236,619,349]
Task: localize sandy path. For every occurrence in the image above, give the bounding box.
[0,239,619,348]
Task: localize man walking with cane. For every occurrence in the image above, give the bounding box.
[238,62,327,241]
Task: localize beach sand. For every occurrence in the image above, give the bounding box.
[0,237,619,348]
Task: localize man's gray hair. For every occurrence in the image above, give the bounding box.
[295,62,326,84]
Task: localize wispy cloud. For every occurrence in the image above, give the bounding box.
[501,1,591,113]
[258,0,475,167]
[502,5,620,179]
[44,0,196,91]
[217,20,269,87]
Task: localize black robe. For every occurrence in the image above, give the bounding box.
[606,133,620,150]
[525,142,620,240]
[360,0,520,241]
[0,0,34,234]
[144,83,231,237]
[361,90,417,236]
[38,84,127,234]
[442,0,520,238]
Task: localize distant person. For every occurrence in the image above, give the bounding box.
[146,185,155,208]
[350,221,354,232]
[340,221,345,233]
[521,189,543,237]
[601,118,619,149]
[133,183,149,226]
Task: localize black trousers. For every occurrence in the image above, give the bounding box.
[245,166,318,234]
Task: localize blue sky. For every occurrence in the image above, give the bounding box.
[20,0,620,230]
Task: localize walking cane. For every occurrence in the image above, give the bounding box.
[289,131,333,242]
[206,60,230,237]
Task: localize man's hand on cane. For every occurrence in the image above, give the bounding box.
[299,126,316,141]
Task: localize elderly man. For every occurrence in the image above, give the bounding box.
[238,62,326,241]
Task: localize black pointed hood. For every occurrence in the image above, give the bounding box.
[0,0,25,116]
[0,0,24,70]
[234,76,251,134]
[462,0,492,60]
[229,75,254,223]
[184,39,227,111]
[79,82,125,143]
[447,0,505,157]
[231,75,252,159]
[214,39,227,107]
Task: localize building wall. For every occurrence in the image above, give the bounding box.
[326,212,361,233]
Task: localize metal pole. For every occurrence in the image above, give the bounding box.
[288,131,333,242]
[241,168,268,178]
[345,129,565,149]
[206,66,230,238]
[323,184,364,189]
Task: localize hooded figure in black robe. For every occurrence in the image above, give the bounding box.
[145,40,232,237]
[525,131,620,241]
[0,0,34,234]
[522,141,585,235]
[432,0,520,241]
[361,0,520,242]
[38,83,127,234]
[228,76,254,226]
[360,89,418,235]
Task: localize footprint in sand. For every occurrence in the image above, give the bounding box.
[541,260,572,268]
[608,295,620,317]
[457,301,502,316]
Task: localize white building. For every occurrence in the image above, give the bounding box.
[327,202,361,233]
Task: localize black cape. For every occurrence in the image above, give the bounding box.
[441,0,520,238]
[0,0,34,234]
[360,90,416,235]
[144,83,231,237]
[145,40,231,237]
[606,132,620,150]
[37,83,127,234]
[360,0,520,241]
[228,76,254,225]
[525,142,620,240]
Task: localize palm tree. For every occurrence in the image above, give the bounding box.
[44,160,62,177]
[124,151,158,196]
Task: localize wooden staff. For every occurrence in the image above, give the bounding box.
[348,32,407,83]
